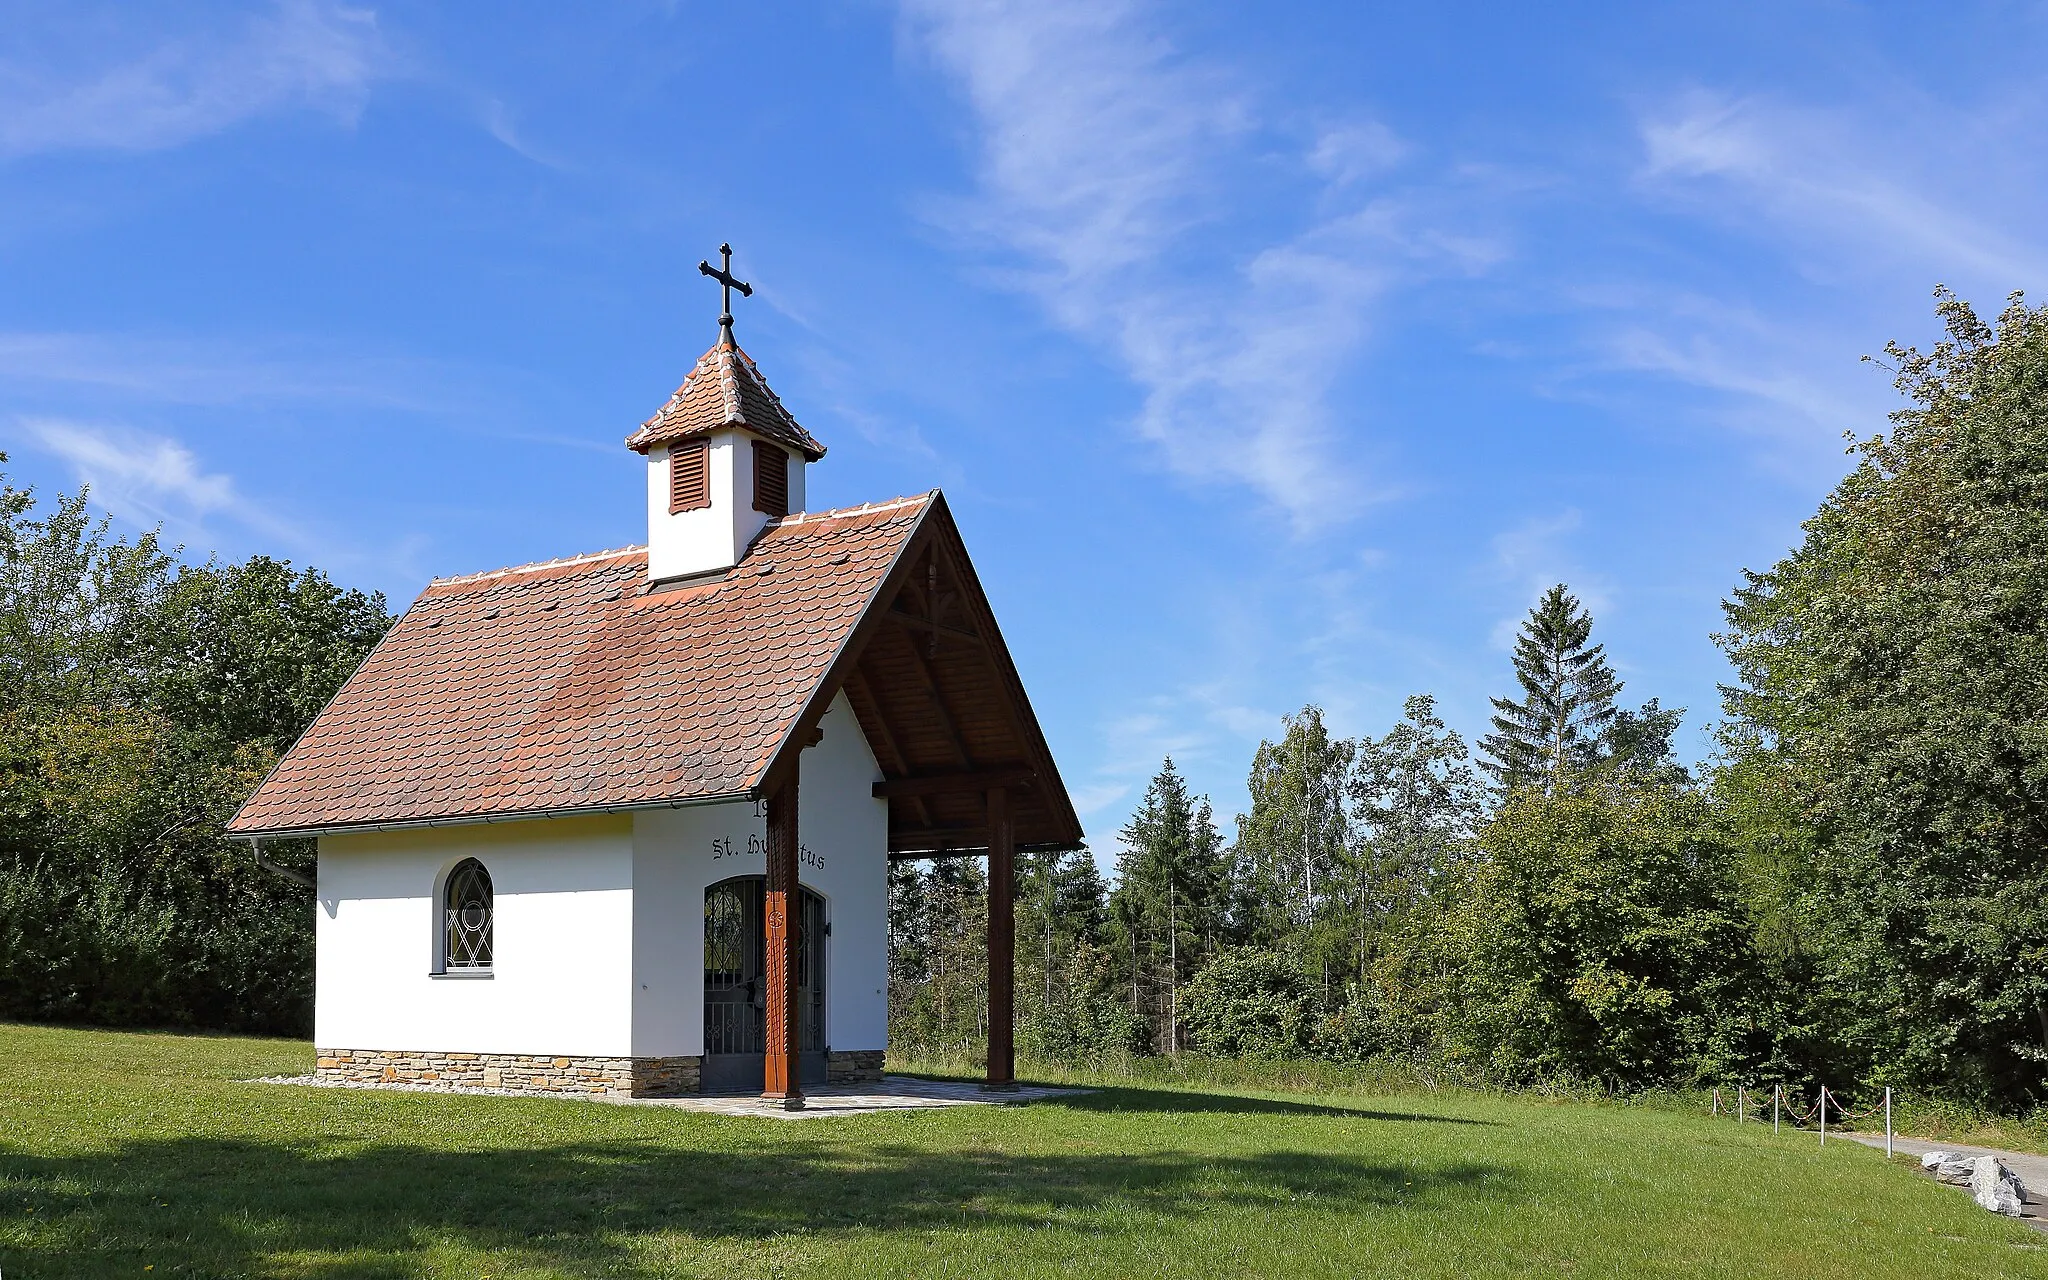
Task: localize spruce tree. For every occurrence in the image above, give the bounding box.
[1114,758,1227,1051]
[1480,584,1620,792]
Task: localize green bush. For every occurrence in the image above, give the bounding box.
[1019,985,1151,1063]
[1179,948,1316,1059]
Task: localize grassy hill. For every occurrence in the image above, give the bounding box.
[1,1023,2040,1278]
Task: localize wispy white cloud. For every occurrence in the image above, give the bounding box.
[901,0,1502,526]
[0,0,386,158]
[1598,318,1868,441]
[19,417,310,550]
[1524,84,2048,471]
[11,415,439,585]
[1637,88,2048,289]
[475,95,571,170]
[1307,118,1407,188]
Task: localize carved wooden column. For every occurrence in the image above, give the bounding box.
[984,784,1017,1091]
[763,775,804,1109]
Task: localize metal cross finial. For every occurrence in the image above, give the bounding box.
[698,243,753,346]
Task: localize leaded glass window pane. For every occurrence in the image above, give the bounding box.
[443,859,493,970]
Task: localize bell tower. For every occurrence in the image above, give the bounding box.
[625,245,827,582]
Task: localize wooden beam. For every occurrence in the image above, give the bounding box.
[897,546,933,618]
[762,777,804,1110]
[925,522,1083,847]
[902,636,975,770]
[887,837,1085,861]
[886,826,990,849]
[887,846,986,862]
[985,785,1017,1091]
[845,666,931,828]
[885,607,983,645]
[873,767,1034,799]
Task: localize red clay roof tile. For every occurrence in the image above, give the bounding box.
[623,340,825,461]
[227,494,934,836]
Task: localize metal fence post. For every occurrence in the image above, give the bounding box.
[1885,1087,1892,1158]
[1738,1085,1745,1123]
[1774,1084,1780,1135]
[1819,1087,1827,1147]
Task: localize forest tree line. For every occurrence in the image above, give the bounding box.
[889,292,2048,1112]
[0,469,389,1032]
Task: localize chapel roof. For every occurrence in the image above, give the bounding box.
[227,492,1081,852]
[623,340,826,461]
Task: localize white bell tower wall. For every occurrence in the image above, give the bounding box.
[645,429,806,581]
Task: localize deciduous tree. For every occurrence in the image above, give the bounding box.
[1718,290,2048,1107]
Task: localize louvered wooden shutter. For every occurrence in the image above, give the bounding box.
[753,439,788,517]
[668,439,709,513]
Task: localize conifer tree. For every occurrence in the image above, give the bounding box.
[1114,758,1228,1051]
[1480,584,1621,792]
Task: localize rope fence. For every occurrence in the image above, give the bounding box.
[1711,1083,1894,1155]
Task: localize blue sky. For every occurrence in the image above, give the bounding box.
[3,1,2045,855]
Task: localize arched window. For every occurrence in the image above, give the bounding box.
[442,859,494,970]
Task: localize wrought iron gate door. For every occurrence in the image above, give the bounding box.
[703,876,826,1091]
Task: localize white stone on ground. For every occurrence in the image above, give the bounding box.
[1970,1155,2028,1216]
[1921,1150,1977,1187]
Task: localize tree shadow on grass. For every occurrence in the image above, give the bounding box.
[0,1132,1516,1278]
[1044,1083,1501,1123]
[892,1071,1500,1123]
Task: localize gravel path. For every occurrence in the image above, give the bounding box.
[1846,1132,2048,1232]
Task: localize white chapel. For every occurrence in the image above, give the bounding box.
[229,249,1080,1105]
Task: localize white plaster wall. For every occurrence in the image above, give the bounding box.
[629,691,888,1057]
[315,816,634,1055]
[628,800,723,1057]
[645,430,808,581]
[796,689,888,1052]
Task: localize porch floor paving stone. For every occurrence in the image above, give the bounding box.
[254,1072,1088,1118]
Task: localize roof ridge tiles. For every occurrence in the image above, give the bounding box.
[765,491,937,528]
[430,545,646,587]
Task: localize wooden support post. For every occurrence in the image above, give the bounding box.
[984,784,1017,1091]
[763,776,804,1110]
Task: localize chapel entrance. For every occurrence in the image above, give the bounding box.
[702,875,827,1092]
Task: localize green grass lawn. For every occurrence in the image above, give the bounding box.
[2,1023,2041,1278]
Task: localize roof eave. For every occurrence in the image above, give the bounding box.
[627,421,827,461]
[228,788,754,843]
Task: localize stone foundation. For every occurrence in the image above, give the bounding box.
[315,1049,701,1098]
[828,1049,886,1084]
